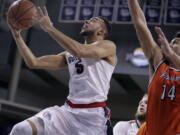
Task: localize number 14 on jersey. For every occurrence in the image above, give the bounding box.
[161,85,176,101]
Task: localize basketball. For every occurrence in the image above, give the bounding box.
[7,0,37,30]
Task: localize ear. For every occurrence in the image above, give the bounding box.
[97,29,106,36]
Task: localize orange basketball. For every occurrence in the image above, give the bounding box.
[7,0,37,30]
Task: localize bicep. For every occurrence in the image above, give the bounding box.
[80,40,116,58]
[34,52,67,70]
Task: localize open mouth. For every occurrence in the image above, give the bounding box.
[140,108,144,112]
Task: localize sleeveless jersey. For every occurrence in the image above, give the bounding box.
[146,61,180,135]
[65,47,115,104]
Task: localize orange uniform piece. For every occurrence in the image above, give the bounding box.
[138,61,180,135]
[137,122,147,135]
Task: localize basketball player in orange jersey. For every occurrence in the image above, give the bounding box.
[8,7,117,135]
[127,0,180,135]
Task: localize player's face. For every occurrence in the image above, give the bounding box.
[170,38,180,56]
[136,95,148,115]
[80,17,105,37]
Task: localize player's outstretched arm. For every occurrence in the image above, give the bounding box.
[155,27,180,69]
[36,7,116,62]
[7,20,67,70]
[127,0,162,68]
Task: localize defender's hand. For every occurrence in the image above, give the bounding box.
[155,26,173,59]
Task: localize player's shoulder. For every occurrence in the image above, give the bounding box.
[114,120,132,128]
[57,51,67,56]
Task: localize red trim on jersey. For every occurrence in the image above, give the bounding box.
[66,100,107,108]
[129,120,136,124]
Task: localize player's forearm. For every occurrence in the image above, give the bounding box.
[166,52,180,69]
[14,36,37,68]
[128,0,147,26]
[128,0,158,61]
[46,26,83,57]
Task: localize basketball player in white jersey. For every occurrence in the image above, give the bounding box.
[8,6,117,135]
[113,94,148,135]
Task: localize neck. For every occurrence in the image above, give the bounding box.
[84,35,104,44]
[136,119,145,127]
[165,57,180,69]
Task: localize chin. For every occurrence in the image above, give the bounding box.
[80,31,86,36]
[80,30,93,37]
[135,112,146,121]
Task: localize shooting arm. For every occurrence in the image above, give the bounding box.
[44,26,116,59]
[36,7,116,59]
[12,31,67,70]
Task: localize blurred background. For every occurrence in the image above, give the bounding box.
[0,0,179,134]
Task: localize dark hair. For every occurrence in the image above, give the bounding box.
[175,31,180,38]
[98,16,111,38]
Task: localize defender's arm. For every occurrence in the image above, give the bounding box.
[127,0,162,69]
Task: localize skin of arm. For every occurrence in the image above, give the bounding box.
[35,7,116,64]
[127,0,163,73]
[155,27,180,69]
[8,22,67,70]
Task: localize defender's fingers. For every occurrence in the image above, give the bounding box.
[155,26,165,39]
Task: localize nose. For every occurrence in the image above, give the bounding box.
[140,102,145,107]
[140,103,144,107]
[85,20,90,24]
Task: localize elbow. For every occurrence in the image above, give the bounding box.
[132,14,147,26]
[26,60,38,69]
[134,19,145,27]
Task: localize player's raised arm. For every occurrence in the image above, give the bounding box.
[155,27,180,69]
[36,7,116,63]
[127,0,162,68]
[35,7,87,57]
[7,20,67,70]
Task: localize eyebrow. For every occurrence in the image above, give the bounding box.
[91,17,104,23]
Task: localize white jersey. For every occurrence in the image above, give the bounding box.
[65,44,115,104]
[113,120,140,135]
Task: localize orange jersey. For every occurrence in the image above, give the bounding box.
[146,61,180,135]
[137,122,147,135]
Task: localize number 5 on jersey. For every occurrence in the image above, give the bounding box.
[75,59,84,74]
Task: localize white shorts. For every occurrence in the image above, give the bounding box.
[28,104,112,135]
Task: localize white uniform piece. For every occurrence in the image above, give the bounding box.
[113,120,140,135]
[10,42,115,135]
[26,105,108,135]
[66,46,115,104]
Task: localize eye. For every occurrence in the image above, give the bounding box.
[92,19,97,22]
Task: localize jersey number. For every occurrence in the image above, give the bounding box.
[161,85,176,101]
[75,59,84,74]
